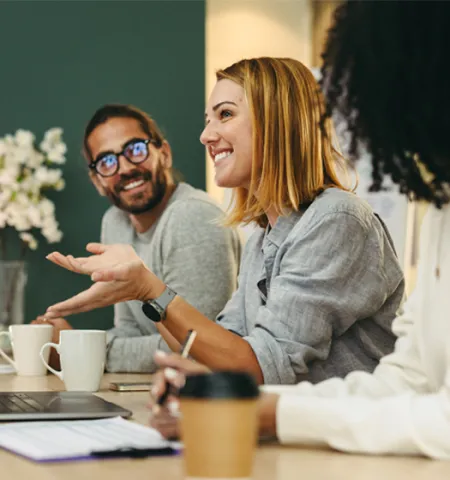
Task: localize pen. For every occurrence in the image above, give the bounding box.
[90,446,177,459]
[157,329,197,406]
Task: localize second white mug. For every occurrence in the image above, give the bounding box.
[40,330,106,392]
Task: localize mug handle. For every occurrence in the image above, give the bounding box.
[0,332,16,370]
[40,342,63,380]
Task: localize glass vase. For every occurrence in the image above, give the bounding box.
[0,261,27,353]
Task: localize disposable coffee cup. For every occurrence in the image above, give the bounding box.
[179,371,259,480]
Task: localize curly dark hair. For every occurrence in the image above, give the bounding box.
[320,1,450,207]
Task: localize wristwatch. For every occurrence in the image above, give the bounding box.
[141,285,177,322]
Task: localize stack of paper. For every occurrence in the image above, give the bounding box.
[0,417,180,462]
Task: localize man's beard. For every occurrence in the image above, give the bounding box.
[105,168,167,214]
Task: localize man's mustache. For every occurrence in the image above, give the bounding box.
[114,171,153,194]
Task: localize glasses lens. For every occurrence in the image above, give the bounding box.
[96,154,118,176]
[124,140,149,164]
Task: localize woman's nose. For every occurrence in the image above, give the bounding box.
[200,122,219,145]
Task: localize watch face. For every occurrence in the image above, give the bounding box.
[142,302,162,322]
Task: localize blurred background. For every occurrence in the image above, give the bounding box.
[0,1,421,331]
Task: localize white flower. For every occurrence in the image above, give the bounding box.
[6,204,31,231]
[55,179,65,191]
[46,145,67,164]
[42,222,63,243]
[19,232,38,251]
[0,126,66,251]
[0,189,11,208]
[26,205,42,228]
[0,167,19,187]
[42,127,63,145]
[35,166,62,186]
[40,128,66,164]
[26,150,45,169]
[19,176,40,196]
[38,198,55,216]
[14,192,31,208]
[15,130,35,148]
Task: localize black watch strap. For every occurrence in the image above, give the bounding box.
[141,286,177,322]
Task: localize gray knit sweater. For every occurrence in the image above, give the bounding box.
[102,183,241,372]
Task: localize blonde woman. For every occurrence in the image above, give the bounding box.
[45,57,404,385]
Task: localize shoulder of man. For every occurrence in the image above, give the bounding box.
[101,206,132,243]
[162,182,227,225]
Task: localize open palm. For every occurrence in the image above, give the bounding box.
[45,259,161,318]
[46,243,139,276]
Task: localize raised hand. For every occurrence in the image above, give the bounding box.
[46,243,139,276]
[45,259,164,318]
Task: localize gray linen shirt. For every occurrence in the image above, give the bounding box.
[102,183,241,372]
[217,188,405,385]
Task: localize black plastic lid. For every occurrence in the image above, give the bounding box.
[179,371,259,400]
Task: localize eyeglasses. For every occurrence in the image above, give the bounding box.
[89,139,153,177]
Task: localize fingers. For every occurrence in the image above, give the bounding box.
[149,367,185,412]
[65,255,89,274]
[91,260,142,283]
[46,252,75,271]
[149,406,181,440]
[86,243,107,254]
[45,283,111,317]
[154,350,209,375]
[31,316,50,324]
[46,252,87,274]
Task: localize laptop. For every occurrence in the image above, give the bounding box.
[0,391,132,421]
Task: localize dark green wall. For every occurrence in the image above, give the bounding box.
[0,0,205,329]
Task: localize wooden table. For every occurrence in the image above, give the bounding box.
[1,372,449,479]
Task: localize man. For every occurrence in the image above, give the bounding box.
[38,104,241,372]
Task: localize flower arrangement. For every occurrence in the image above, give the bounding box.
[0,128,66,258]
[0,128,66,331]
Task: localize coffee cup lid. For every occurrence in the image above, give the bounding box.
[179,371,259,400]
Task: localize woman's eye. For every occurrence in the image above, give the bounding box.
[220,109,232,119]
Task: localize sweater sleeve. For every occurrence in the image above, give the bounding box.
[275,369,450,459]
[105,301,171,373]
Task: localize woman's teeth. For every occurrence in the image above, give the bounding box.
[214,151,232,163]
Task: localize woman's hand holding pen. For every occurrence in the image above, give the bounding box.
[149,349,280,440]
[148,350,209,439]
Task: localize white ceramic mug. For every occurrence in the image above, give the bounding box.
[40,330,106,392]
[0,324,53,376]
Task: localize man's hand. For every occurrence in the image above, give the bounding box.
[45,244,163,318]
[46,243,140,276]
[31,316,73,369]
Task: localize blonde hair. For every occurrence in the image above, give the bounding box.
[216,57,351,228]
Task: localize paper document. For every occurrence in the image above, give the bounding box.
[0,416,179,462]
